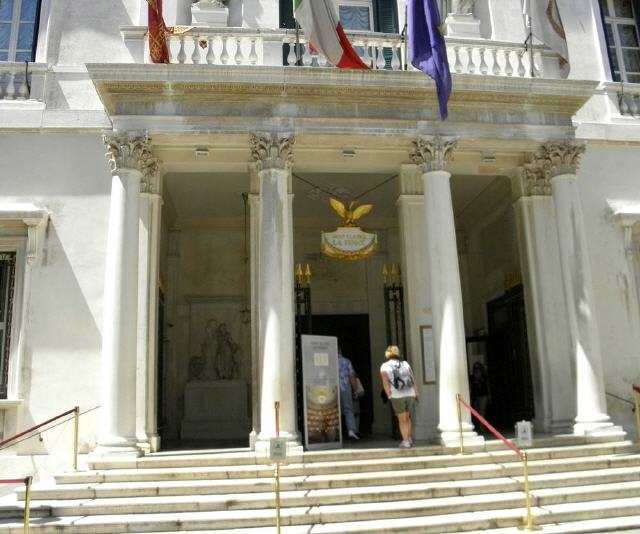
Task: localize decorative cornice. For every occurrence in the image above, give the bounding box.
[538,141,585,177]
[411,136,457,173]
[141,156,162,195]
[103,133,152,174]
[250,133,295,171]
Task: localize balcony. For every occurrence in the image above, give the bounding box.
[120,26,563,79]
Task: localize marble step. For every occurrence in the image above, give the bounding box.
[7,479,640,523]
[52,451,640,486]
[86,438,634,471]
[21,464,640,501]
[132,514,640,534]
[2,495,640,533]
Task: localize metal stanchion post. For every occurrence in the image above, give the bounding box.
[456,394,465,455]
[23,476,32,534]
[519,452,541,531]
[73,406,79,471]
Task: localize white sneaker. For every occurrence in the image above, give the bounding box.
[348,430,360,440]
[399,440,411,449]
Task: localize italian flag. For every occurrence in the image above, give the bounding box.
[293,0,370,69]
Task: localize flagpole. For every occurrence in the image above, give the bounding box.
[403,3,408,70]
[526,13,534,78]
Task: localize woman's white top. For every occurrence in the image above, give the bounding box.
[380,358,416,399]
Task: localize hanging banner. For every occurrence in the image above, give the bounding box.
[301,335,342,450]
[321,226,378,260]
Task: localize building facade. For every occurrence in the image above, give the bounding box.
[1,0,640,477]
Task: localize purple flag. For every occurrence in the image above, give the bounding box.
[408,0,452,120]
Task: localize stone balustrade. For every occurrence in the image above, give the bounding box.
[0,62,46,101]
[617,86,640,117]
[600,82,640,118]
[120,26,560,78]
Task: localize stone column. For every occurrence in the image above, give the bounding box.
[250,133,299,451]
[539,142,622,437]
[136,159,163,453]
[96,134,151,457]
[511,163,574,433]
[411,137,481,447]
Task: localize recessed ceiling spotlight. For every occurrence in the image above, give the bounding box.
[342,147,356,158]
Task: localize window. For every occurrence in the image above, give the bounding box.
[600,0,640,83]
[0,253,16,399]
[0,0,41,62]
[337,2,374,32]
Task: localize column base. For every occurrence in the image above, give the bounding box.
[574,421,626,439]
[91,435,143,463]
[440,430,485,451]
[136,433,161,453]
[255,432,303,463]
[249,429,258,451]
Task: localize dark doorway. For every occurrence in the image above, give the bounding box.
[311,314,373,435]
[485,285,535,429]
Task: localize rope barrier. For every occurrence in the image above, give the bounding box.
[456,394,540,531]
[0,407,77,449]
[0,406,99,453]
[457,395,522,457]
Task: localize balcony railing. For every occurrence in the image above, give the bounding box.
[0,62,46,101]
[600,81,640,118]
[121,26,562,79]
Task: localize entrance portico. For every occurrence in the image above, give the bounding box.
[88,64,624,453]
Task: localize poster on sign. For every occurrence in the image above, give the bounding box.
[301,335,342,450]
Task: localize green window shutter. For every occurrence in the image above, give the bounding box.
[374,0,398,68]
[374,0,398,34]
[280,0,296,29]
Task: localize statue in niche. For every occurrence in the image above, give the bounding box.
[451,0,474,14]
[200,318,240,380]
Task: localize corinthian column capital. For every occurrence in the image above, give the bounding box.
[104,133,152,174]
[411,136,457,173]
[141,157,163,195]
[538,142,586,178]
[518,159,552,197]
[250,133,295,172]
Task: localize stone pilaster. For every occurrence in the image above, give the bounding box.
[411,136,481,447]
[137,157,163,453]
[95,133,152,457]
[396,164,438,440]
[511,161,575,433]
[250,133,300,454]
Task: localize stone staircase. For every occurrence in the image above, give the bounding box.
[1,436,640,533]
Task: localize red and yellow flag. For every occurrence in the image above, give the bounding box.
[147,0,170,63]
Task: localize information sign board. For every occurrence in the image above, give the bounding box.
[269,437,288,463]
[301,335,342,450]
